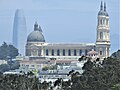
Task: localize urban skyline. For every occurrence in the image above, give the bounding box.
[0,0,119,54]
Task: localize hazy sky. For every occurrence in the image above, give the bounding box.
[0,0,119,54]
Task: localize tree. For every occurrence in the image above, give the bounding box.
[111,50,120,60]
[112,83,120,90]
[8,45,19,59]
[82,60,94,71]
[0,42,8,60]
[0,64,10,73]
[0,42,18,60]
[71,56,120,90]
[0,61,20,73]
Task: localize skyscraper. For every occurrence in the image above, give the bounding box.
[13,9,27,55]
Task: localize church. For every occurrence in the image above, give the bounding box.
[25,2,110,60]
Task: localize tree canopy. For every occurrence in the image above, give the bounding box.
[70,57,120,90]
[0,42,19,60]
[111,50,120,60]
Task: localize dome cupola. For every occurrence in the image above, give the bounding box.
[27,22,45,42]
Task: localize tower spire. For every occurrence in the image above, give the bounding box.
[100,1,103,10]
[104,2,106,11]
[96,1,110,59]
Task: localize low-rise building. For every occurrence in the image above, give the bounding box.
[0,60,7,65]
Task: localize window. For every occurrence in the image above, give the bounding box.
[63,49,65,56]
[74,49,76,56]
[46,49,49,56]
[31,65,35,67]
[85,50,87,55]
[52,49,54,56]
[26,65,29,67]
[100,51,102,55]
[68,49,71,56]
[100,19,102,25]
[79,50,82,56]
[57,49,60,56]
[100,32,103,39]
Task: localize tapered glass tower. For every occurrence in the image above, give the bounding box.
[12,9,27,55]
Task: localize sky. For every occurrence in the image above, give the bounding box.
[0,0,119,54]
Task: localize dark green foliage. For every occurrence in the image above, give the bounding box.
[82,60,94,70]
[0,64,10,73]
[8,45,19,59]
[54,78,62,87]
[71,57,120,90]
[0,73,51,90]
[111,50,120,60]
[0,42,19,60]
[0,42,8,60]
[0,61,20,73]
[112,83,120,90]
[62,80,71,90]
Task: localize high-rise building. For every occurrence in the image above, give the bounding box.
[13,9,27,55]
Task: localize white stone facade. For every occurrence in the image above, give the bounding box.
[26,42,96,60]
[96,2,110,59]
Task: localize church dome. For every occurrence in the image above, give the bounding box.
[27,22,45,42]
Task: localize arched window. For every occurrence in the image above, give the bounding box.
[100,32,103,39]
[68,49,71,56]
[100,51,102,55]
[100,19,102,25]
[63,49,65,56]
[57,49,60,56]
[52,49,54,56]
[74,49,76,56]
[46,49,49,56]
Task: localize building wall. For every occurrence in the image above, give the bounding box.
[26,42,96,58]
[0,60,7,65]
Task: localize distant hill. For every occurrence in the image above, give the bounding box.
[111,50,120,60]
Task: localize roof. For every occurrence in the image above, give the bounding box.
[27,22,45,42]
[87,49,98,55]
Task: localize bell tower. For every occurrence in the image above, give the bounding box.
[96,2,110,59]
